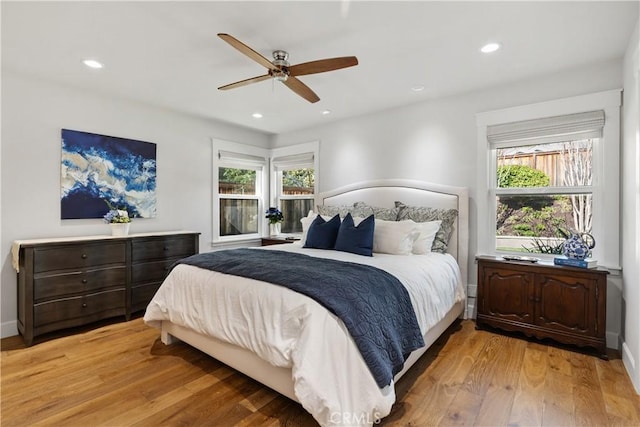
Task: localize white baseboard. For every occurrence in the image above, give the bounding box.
[622,341,640,394]
[466,297,476,319]
[466,284,477,298]
[606,331,619,350]
[1,320,18,339]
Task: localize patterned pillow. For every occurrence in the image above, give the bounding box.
[395,201,458,253]
[318,202,398,221]
[351,202,376,218]
[316,204,353,218]
[353,202,399,221]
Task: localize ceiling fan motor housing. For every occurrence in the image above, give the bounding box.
[272,50,290,81]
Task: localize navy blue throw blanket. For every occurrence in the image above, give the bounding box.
[176,248,425,388]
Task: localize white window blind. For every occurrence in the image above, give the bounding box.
[272,153,314,171]
[218,150,266,165]
[487,110,605,148]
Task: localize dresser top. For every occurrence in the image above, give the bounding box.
[12,231,199,272]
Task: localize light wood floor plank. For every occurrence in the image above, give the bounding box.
[542,347,577,427]
[572,353,609,426]
[507,344,548,427]
[2,317,638,426]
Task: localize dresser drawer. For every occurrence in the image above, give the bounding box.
[131,282,163,312]
[131,259,174,284]
[34,266,127,302]
[132,236,196,262]
[34,289,126,328]
[34,242,126,273]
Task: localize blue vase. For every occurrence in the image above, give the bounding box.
[563,232,595,260]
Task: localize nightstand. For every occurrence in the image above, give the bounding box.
[476,255,609,359]
[261,237,300,246]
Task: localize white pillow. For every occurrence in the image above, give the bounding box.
[412,220,442,254]
[373,219,420,255]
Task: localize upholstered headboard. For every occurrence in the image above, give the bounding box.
[318,179,469,291]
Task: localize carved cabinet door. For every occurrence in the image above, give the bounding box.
[533,273,599,337]
[479,266,535,324]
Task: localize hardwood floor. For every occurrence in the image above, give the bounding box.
[2,318,639,426]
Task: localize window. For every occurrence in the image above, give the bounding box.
[213,141,268,242]
[477,90,621,267]
[273,155,315,233]
[218,167,259,236]
[490,111,602,254]
[271,141,319,235]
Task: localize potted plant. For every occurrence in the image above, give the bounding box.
[104,201,132,236]
[265,207,283,236]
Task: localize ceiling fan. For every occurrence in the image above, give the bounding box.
[217,33,358,103]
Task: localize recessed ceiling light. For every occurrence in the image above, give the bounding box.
[83,59,103,69]
[411,85,425,92]
[322,110,331,115]
[252,113,263,119]
[480,43,501,53]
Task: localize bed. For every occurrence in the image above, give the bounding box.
[144,179,469,427]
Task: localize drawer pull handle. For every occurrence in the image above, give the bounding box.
[82,303,87,308]
[82,279,88,284]
[81,254,87,259]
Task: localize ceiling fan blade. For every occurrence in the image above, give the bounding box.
[218,33,276,70]
[288,56,358,76]
[218,74,271,91]
[283,76,320,103]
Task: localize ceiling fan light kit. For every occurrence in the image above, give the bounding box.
[217,33,358,103]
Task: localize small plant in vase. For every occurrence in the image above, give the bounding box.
[104,201,131,236]
[265,207,283,236]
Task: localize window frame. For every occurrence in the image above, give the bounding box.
[270,141,319,236]
[476,89,621,268]
[212,138,269,244]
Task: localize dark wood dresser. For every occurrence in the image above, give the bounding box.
[15,231,199,346]
[476,256,609,358]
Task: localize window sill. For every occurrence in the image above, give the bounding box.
[210,237,261,250]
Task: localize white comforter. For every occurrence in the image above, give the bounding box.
[144,243,464,426]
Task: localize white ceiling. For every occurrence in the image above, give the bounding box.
[2,1,638,135]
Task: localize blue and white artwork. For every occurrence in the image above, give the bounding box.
[61,129,157,219]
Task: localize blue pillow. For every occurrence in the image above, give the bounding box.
[334,213,375,256]
[304,214,341,249]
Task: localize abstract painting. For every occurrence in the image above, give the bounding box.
[61,129,157,219]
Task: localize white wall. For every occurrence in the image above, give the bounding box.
[621,19,640,393]
[272,58,625,347]
[0,71,270,337]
